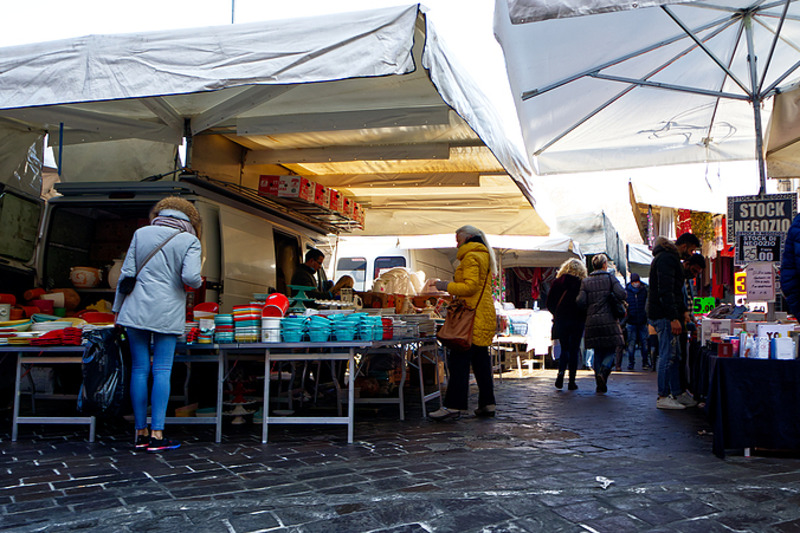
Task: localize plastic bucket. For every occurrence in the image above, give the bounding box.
[262,317,282,343]
[263,293,289,317]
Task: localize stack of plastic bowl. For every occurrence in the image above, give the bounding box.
[214,314,234,343]
[331,313,361,341]
[233,304,261,343]
[307,315,332,342]
[280,316,306,343]
[356,314,383,341]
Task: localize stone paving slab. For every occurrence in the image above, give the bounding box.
[2,369,800,532]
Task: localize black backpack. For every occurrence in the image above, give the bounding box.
[78,326,130,417]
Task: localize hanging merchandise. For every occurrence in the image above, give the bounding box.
[676,209,692,236]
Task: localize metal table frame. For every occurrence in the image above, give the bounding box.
[8,346,95,442]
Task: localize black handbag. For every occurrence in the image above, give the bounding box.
[607,274,627,320]
[117,231,181,295]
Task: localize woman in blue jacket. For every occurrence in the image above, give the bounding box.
[113,197,202,452]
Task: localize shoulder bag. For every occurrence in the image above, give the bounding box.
[436,269,490,351]
[117,230,182,295]
[607,273,628,320]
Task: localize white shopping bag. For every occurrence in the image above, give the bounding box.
[551,339,561,361]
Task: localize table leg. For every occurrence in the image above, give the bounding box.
[12,352,22,442]
[416,343,427,417]
[348,349,355,444]
[398,347,406,421]
[215,351,224,443]
[517,353,522,377]
[262,351,271,444]
[88,417,96,443]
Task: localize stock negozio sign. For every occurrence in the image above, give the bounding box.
[727,193,797,245]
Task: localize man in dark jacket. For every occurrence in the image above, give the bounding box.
[647,233,700,410]
[625,273,649,370]
[781,212,800,318]
[290,248,331,300]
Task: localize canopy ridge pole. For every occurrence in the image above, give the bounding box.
[534,22,736,157]
[756,0,792,96]
[704,22,745,147]
[744,14,768,196]
[520,17,730,100]
[662,6,752,96]
[589,73,748,100]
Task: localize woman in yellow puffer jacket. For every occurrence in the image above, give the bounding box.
[428,225,497,421]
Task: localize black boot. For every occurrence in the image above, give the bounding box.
[555,371,564,390]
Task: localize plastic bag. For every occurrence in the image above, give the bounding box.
[551,339,561,361]
[78,326,130,417]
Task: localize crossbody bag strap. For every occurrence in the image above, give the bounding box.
[473,267,490,308]
[135,230,182,277]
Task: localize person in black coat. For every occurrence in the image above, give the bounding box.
[647,233,701,410]
[624,273,650,370]
[577,254,626,393]
[546,258,588,390]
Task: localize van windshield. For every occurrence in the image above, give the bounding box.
[374,256,406,279]
[337,257,366,291]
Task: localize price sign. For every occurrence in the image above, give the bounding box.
[692,296,716,314]
[735,232,784,266]
[745,262,776,302]
[734,272,746,295]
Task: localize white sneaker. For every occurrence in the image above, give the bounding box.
[656,395,686,410]
[428,407,462,421]
[676,391,698,407]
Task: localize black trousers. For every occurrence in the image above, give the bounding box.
[557,334,581,382]
[443,344,496,411]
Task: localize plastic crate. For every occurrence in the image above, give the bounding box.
[510,322,528,336]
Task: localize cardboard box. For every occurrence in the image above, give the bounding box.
[771,337,795,360]
[329,189,343,212]
[756,323,795,341]
[718,342,734,358]
[314,183,330,208]
[353,202,365,226]
[739,332,754,358]
[701,318,733,344]
[753,336,771,359]
[342,196,355,218]
[258,175,280,197]
[278,176,314,202]
[744,321,764,334]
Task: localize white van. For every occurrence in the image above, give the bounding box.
[0,178,330,313]
[330,237,455,292]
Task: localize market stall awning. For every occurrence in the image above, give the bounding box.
[335,233,582,268]
[0,4,548,236]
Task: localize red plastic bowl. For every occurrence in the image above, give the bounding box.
[193,302,220,314]
[82,312,116,324]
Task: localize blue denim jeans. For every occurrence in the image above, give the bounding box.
[592,349,616,375]
[626,323,649,367]
[127,327,177,431]
[652,319,682,397]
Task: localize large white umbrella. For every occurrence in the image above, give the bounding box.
[495,0,800,194]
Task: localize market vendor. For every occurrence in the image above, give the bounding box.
[290,248,331,300]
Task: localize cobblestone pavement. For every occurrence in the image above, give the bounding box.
[2,368,800,533]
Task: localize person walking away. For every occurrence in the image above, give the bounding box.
[546,258,587,390]
[781,211,800,318]
[426,225,497,420]
[577,254,626,393]
[646,232,701,410]
[625,273,649,370]
[113,196,203,452]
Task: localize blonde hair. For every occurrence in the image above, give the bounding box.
[455,225,498,275]
[591,253,608,271]
[557,258,587,279]
[331,275,354,294]
[150,196,202,238]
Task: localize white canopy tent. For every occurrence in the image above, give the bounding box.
[0,4,548,236]
[494,0,800,195]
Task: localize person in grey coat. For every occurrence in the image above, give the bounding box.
[577,254,627,393]
[113,196,202,453]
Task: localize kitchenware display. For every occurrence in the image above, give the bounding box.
[70,266,102,288]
